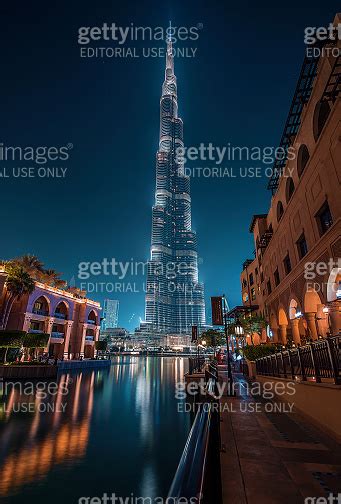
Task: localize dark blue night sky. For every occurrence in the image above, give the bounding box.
[0,1,339,329]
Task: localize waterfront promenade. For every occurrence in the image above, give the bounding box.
[219,372,341,503]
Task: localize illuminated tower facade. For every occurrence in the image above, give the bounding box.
[101,299,119,330]
[145,39,206,334]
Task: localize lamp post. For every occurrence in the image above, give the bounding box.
[222,294,234,395]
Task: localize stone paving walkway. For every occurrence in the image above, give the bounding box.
[218,371,341,504]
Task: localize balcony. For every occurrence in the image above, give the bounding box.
[87,319,96,325]
[54,312,66,320]
[51,331,64,338]
[258,230,273,251]
[32,309,49,316]
[85,336,94,345]
[29,329,44,334]
[50,331,65,343]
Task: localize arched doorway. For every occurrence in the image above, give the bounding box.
[52,301,70,358]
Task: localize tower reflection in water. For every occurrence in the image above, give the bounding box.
[0,371,97,497]
[0,357,189,501]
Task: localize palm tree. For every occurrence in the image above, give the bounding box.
[199,329,225,357]
[13,254,44,279]
[66,286,86,298]
[38,269,67,288]
[0,264,35,330]
[239,315,267,345]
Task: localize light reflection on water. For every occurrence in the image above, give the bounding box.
[0,356,190,503]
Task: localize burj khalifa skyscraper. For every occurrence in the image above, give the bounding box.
[145,36,206,335]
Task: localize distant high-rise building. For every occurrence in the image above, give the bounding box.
[145,37,206,334]
[101,299,119,330]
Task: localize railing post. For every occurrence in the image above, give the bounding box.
[287,350,295,379]
[325,338,341,385]
[309,343,321,383]
[281,350,287,378]
[297,347,306,381]
[275,353,280,377]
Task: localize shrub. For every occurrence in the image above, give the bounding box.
[242,344,280,361]
[95,340,107,351]
[0,330,26,348]
[23,332,49,348]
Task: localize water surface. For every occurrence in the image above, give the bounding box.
[0,356,190,503]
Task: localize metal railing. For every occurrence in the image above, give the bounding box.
[54,312,66,320]
[32,309,48,316]
[255,336,341,384]
[188,356,206,375]
[168,361,222,504]
[51,332,64,339]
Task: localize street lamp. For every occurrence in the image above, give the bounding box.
[222,294,234,396]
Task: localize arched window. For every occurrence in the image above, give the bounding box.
[277,201,284,222]
[313,100,331,141]
[285,177,295,203]
[297,144,310,177]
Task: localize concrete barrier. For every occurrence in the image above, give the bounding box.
[0,365,57,379]
[256,374,341,441]
[57,359,111,371]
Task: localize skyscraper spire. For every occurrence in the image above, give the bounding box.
[166,21,174,73]
[163,22,177,98]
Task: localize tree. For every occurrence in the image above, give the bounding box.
[95,340,108,351]
[95,340,107,358]
[12,256,67,289]
[23,332,50,360]
[37,269,67,289]
[239,315,267,345]
[0,330,26,363]
[13,254,44,277]
[66,286,86,298]
[199,329,225,355]
[0,264,35,330]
